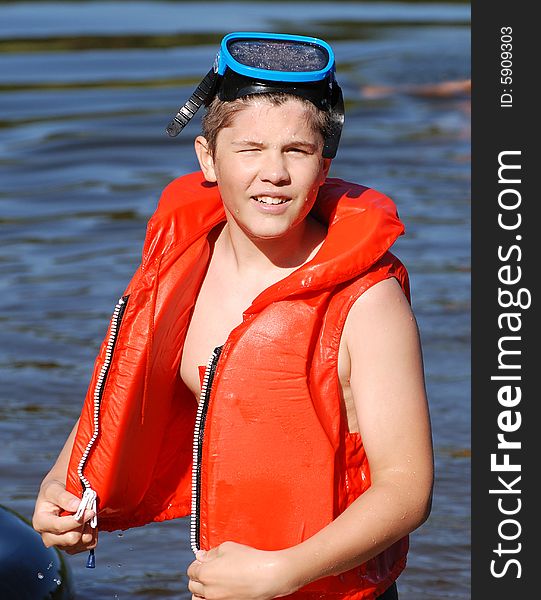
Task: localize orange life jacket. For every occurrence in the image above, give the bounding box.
[66,171,410,599]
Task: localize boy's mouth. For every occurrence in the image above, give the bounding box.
[252,195,290,205]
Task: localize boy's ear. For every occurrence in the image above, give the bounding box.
[321,158,332,183]
[194,136,217,182]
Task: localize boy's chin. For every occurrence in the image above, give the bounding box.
[246,228,294,241]
[240,220,300,242]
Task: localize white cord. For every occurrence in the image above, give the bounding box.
[74,487,98,528]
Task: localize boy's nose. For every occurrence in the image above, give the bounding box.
[259,152,291,185]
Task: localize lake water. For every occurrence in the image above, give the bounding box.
[0,1,470,598]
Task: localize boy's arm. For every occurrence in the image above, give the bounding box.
[187,277,434,599]
[278,276,434,589]
[32,419,97,553]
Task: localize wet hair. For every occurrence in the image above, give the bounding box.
[201,93,333,156]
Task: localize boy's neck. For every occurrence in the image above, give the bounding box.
[217,214,326,277]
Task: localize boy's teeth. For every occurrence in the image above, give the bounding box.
[254,196,289,205]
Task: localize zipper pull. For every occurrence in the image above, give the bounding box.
[86,549,96,569]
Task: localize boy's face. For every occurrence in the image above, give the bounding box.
[195,98,331,241]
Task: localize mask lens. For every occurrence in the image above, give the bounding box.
[227,39,329,73]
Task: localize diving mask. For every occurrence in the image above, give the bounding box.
[165,32,344,158]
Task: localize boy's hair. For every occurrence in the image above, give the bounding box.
[202,93,333,156]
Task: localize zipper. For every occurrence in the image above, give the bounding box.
[74,294,129,567]
[190,344,223,554]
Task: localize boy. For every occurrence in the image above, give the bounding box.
[33,33,433,600]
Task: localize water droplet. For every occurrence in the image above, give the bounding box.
[37,572,44,580]
[54,578,62,586]
[117,532,123,538]
[47,561,53,570]
[117,563,122,568]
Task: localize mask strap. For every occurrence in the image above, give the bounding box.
[322,84,345,159]
[166,69,218,137]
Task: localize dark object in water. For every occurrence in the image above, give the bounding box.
[0,504,74,600]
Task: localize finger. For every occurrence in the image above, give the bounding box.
[62,542,93,555]
[42,481,82,514]
[45,524,98,554]
[187,559,202,582]
[42,528,83,550]
[202,546,219,560]
[35,509,95,535]
[73,507,96,525]
[79,521,99,547]
[188,579,205,597]
[63,523,98,555]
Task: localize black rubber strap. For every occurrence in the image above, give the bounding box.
[165,69,218,137]
[322,83,345,159]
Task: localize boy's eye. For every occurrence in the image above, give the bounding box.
[287,147,311,155]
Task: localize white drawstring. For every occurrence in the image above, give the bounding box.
[74,487,97,528]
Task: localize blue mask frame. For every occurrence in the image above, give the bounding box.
[216,32,336,82]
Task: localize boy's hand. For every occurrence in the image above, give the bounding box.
[187,541,294,600]
[32,479,97,554]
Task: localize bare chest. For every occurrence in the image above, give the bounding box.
[180,271,248,399]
